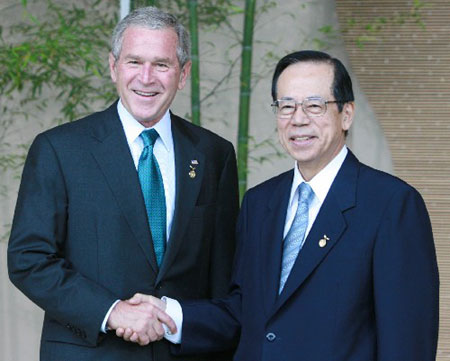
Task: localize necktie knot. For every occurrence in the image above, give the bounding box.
[140,128,159,147]
[298,182,314,206]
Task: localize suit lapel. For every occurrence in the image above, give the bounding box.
[272,151,359,314]
[260,171,293,317]
[88,103,158,274]
[156,114,205,283]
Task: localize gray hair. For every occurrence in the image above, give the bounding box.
[111,6,191,67]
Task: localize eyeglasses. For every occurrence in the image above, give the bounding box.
[271,96,347,118]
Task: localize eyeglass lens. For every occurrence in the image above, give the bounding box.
[275,98,327,117]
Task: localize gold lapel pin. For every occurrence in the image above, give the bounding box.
[319,235,330,248]
[189,160,198,179]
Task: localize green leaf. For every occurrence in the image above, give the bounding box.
[318,25,334,34]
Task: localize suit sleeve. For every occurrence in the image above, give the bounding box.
[175,188,249,355]
[373,186,439,360]
[208,143,240,298]
[7,134,117,346]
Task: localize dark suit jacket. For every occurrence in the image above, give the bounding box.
[7,102,239,361]
[179,150,439,361]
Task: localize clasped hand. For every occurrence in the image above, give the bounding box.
[107,293,176,346]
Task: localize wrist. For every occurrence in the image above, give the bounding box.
[106,300,123,330]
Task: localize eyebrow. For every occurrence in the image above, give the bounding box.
[123,54,174,64]
[123,54,141,60]
[279,95,323,101]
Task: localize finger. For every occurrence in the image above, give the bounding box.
[153,320,166,339]
[156,309,177,334]
[138,334,150,346]
[126,293,143,305]
[150,297,166,309]
[129,331,139,343]
[123,328,134,341]
[147,328,161,342]
[116,327,125,337]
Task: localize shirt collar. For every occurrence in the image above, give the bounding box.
[289,145,348,206]
[117,99,173,152]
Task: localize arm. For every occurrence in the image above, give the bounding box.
[8,134,120,345]
[373,186,439,360]
[178,289,241,354]
[176,189,250,354]
[119,189,248,352]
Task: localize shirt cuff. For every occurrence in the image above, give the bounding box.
[101,299,121,333]
[162,296,183,344]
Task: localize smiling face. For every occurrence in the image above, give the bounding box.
[275,61,354,181]
[109,26,191,127]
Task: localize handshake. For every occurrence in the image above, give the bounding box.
[106,293,177,346]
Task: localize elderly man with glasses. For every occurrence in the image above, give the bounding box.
[118,50,439,361]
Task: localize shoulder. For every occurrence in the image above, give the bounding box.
[44,105,114,137]
[244,169,293,202]
[32,104,118,149]
[359,161,417,194]
[352,157,425,210]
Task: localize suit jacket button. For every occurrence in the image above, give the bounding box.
[266,332,276,342]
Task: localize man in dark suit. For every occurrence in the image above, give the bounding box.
[7,6,238,361]
[125,50,439,361]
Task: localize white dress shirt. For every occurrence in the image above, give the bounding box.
[163,146,349,343]
[118,100,176,239]
[101,100,176,333]
[283,145,348,241]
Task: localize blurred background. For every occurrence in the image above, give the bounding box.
[1,0,449,359]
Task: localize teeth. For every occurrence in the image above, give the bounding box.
[135,90,157,96]
[294,136,310,141]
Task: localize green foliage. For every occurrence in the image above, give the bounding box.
[312,25,339,50]
[188,0,201,125]
[0,0,118,241]
[151,0,242,27]
[131,0,156,9]
[237,0,256,200]
[0,0,117,126]
[0,0,428,207]
[343,0,427,48]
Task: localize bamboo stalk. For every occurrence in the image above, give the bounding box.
[130,0,155,10]
[237,0,256,201]
[188,0,201,125]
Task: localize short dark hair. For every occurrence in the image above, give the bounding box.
[271,50,354,112]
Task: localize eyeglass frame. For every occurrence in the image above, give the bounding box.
[271,96,349,118]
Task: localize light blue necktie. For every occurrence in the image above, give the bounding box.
[138,129,166,267]
[279,182,314,293]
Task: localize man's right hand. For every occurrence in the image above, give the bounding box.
[107,296,176,346]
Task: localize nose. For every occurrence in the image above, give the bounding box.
[290,105,310,126]
[140,63,154,84]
